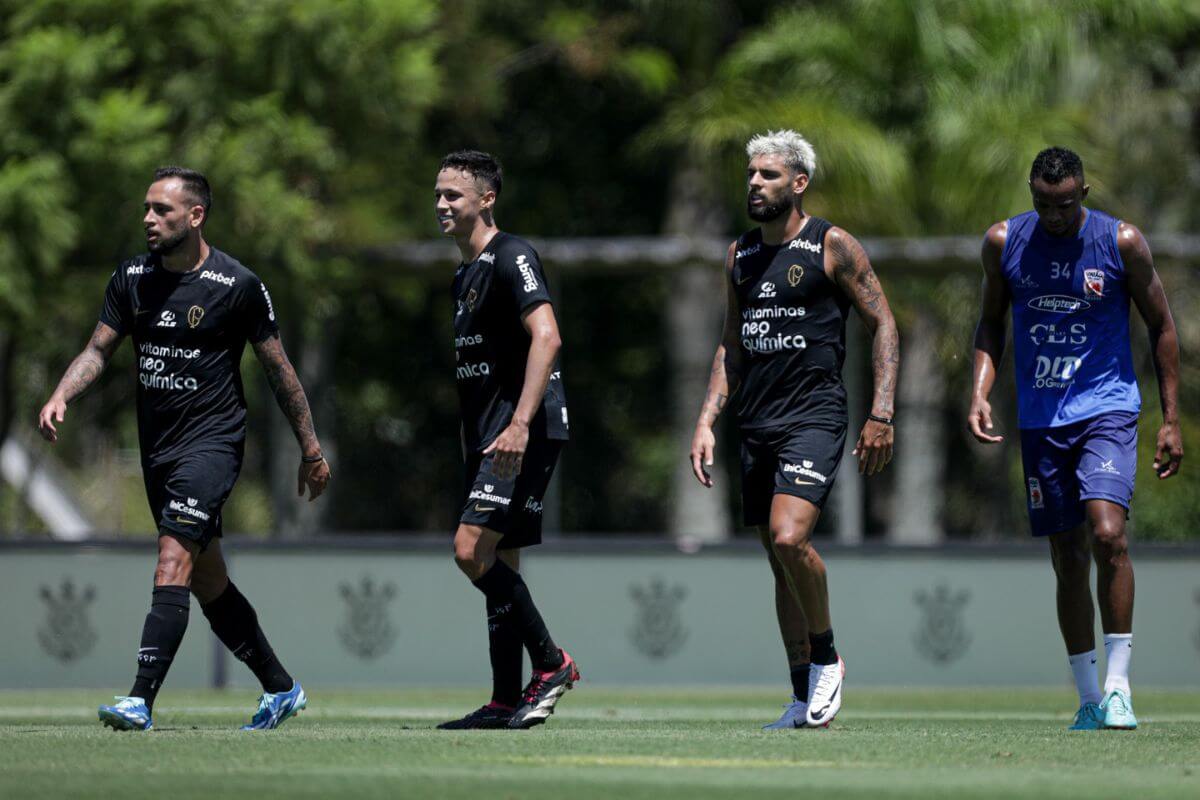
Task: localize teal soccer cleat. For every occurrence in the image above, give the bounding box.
[241,681,307,731]
[1102,688,1138,730]
[98,696,153,731]
[1068,702,1105,730]
[763,696,809,730]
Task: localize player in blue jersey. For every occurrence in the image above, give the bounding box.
[969,147,1183,730]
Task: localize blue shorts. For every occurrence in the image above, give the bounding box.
[1019,411,1138,537]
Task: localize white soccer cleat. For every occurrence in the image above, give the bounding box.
[804,657,845,728]
[763,696,809,729]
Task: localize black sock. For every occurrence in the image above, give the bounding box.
[130,585,191,709]
[790,665,810,701]
[809,629,838,666]
[200,581,293,694]
[486,598,523,708]
[472,561,563,672]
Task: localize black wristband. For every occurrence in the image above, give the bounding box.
[301,453,325,464]
[867,414,894,426]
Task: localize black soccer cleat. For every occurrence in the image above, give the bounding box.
[507,649,580,729]
[437,703,515,730]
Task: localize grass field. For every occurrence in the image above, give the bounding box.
[2,687,1198,799]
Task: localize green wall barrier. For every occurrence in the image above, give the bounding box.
[3,544,1198,689]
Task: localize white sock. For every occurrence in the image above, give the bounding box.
[1103,633,1133,695]
[1068,649,1102,706]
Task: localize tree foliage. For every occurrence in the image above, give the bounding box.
[1,0,1198,538]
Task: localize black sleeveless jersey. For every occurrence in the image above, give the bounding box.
[98,248,279,465]
[730,217,850,428]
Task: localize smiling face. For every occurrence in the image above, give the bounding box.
[434,168,495,238]
[143,178,204,253]
[1030,174,1089,237]
[746,154,808,222]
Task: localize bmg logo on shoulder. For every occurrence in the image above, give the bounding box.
[516,254,539,293]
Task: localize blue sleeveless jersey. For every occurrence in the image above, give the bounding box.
[1001,208,1140,429]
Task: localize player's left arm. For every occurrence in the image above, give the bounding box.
[826,227,900,476]
[1121,222,1183,478]
[251,334,332,500]
[484,302,561,480]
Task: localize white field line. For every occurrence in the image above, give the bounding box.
[4,705,1200,724]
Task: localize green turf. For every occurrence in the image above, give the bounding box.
[2,687,1198,799]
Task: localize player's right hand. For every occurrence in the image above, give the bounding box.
[36,397,67,443]
[967,396,1003,444]
[298,456,332,501]
[690,424,716,488]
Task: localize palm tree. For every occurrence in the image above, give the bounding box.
[650,0,1200,541]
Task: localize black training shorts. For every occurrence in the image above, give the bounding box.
[739,417,846,527]
[459,436,562,549]
[143,443,243,550]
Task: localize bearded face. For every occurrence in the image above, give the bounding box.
[747,192,793,222]
[746,154,803,223]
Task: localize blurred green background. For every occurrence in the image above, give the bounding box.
[1,0,1198,542]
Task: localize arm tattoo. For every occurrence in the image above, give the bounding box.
[54,323,120,403]
[698,348,737,427]
[253,335,320,454]
[831,233,885,316]
[831,231,899,416]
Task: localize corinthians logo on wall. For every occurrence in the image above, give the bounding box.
[38,578,98,662]
[913,582,971,665]
[337,575,397,660]
[628,576,688,660]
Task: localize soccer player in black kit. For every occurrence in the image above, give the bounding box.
[690,131,899,728]
[433,151,577,730]
[37,167,331,731]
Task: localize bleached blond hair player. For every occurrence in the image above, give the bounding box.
[745,130,818,178]
[691,129,899,728]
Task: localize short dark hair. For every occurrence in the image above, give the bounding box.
[1029,147,1084,185]
[440,150,502,196]
[153,166,212,217]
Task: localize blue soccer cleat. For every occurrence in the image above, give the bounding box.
[98,696,153,731]
[1102,688,1138,730]
[1068,702,1105,730]
[763,696,809,729]
[241,681,307,730]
